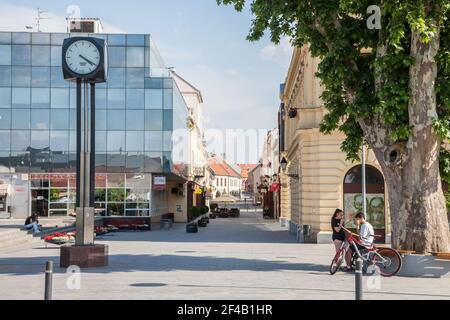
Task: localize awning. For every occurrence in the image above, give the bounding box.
[269,183,280,193]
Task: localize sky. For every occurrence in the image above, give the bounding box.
[0,0,293,163]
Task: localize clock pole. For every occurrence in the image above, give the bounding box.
[60,36,108,268]
[75,80,95,246]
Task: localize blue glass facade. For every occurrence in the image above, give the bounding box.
[0,31,189,219]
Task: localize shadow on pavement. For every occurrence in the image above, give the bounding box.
[0,253,329,276]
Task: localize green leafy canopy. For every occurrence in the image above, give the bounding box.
[217,0,450,179]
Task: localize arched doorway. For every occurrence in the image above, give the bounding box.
[343,165,386,243]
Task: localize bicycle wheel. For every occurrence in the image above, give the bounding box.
[330,249,346,275]
[372,248,402,277]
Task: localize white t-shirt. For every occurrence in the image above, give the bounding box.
[359,222,375,246]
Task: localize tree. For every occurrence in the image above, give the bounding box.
[217,0,450,253]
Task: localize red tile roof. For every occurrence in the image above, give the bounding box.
[209,156,241,178]
[238,164,259,179]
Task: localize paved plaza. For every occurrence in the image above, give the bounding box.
[0,211,449,300]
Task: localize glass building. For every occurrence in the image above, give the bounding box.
[0,31,189,219]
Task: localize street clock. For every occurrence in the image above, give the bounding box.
[62,37,108,83]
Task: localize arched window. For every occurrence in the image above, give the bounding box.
[344,165,384,194]
[343,165,386,243]
[344,165,384,184]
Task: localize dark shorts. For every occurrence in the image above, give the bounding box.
[332,235,345,242]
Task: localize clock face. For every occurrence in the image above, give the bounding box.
[65,40,101,75]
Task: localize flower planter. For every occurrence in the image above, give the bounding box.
[198,220,208,228]
[186,223,199,233]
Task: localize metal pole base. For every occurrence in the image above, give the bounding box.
[75,207,95,246]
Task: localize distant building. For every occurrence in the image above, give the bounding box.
[238,164,258,192]
[209,155,242,198]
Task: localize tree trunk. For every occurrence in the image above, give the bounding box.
[370,26,450,253]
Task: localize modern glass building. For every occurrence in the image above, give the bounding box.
[0,31,189,219]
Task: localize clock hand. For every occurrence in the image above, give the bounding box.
[79,54,96,66]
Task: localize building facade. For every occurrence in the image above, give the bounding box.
[0,29,191,221]
[172,71,210,220]
[259,129,280,219]
[279,47,390,244]
[238,164,258,194]
[209,155,242,198]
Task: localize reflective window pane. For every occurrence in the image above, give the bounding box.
[31,109,50,129]
[50,131,69,151]
[12,45,31,65]
[163,131,172,151]
[51,109,69,130]
[32,33,50,45]
[12,109,30,129]
[31,88,50,108]
[69,109,76,130]
[51,67,68,87]
[144,152,162,173]
[127,47,145,68]
[107,156,126,174]
[145,110,163,131]
[163,110,173,130]
[50,46,62,66]
[12,33,31,44]
[0,109,11,129]
[109,47,126,67]
[126,110,144,130]
[126,89,144,109]
[11,130,30,151]
[51,88,69,108]
[12,66,31,87]
[127,35,145,46]
[32,46,51,66]
[108,89,125,109]
[108,34,126,46]
[163,89,173,109]
[95,88,107,109]
[126,68,144,88]
[51,33,66,46]
[145,131,163,151]
[32,67,51,87]
[96,131,107,152]
[0,88,11,108]
[145,89,163,109]
[126,131,144,151]
[0,33,11,44]
[96,110,107,130]
[108,68,126,88]
[0,66,11,87]
[0,131,10,150]
[12,88,30,108]
[108,110,126,130]
[31,130,50,149]
[107,131,126,152]
[0,45,11,65]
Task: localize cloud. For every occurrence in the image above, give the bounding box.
[0,1,124,33]
[260,36,293,68]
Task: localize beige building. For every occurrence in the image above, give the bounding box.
[167,71,210,223]
[279,47,390,244]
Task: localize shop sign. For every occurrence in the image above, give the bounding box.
[153,176,167,190]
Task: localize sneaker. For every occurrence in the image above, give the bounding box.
[341,266,354,272]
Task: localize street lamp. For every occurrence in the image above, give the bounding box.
[279,157,299,179]
[280,157,288,172]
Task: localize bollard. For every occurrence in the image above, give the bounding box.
[355,258,363,300]
[44,261,53,300]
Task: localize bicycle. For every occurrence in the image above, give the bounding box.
[330,226,402,277]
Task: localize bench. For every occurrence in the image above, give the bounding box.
[432,252,450,260]
[394,250,416,256]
